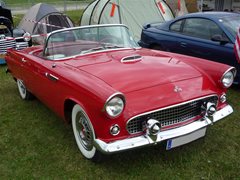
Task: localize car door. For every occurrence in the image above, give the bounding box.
[173,17,235,67]
[22,54,66,115]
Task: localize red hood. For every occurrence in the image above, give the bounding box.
[65,49,202,93]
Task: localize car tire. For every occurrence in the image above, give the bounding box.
[17,79,33,100]
[72,104,102,162]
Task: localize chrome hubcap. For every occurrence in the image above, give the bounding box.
[76,112,93,150]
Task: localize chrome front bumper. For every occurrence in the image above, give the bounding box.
[94,104,233,154]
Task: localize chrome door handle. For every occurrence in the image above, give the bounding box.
[45,72,59,82]
[21,58,27,63]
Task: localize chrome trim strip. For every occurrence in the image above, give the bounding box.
[120,55,142,63]
[45,72,59,81]
[48,24,130,38]
[43,24,140,58]
[104,92,125,107]
[126,94,218,132]
[94,104,233,154]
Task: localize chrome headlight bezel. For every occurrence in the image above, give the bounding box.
[23,32,31,42]
[104,93,125,118]
[220,67,236,88]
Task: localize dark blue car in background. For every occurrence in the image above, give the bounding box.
[139,12,240,84]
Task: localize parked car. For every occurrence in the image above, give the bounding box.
[139,12,240,84]
[0,5,30,64]
[6,24,235,161]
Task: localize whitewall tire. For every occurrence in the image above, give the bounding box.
[17,79,33,100]
[72,104,102,161]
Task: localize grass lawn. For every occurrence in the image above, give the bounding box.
[0,10,240,179]
[1,67,240,179]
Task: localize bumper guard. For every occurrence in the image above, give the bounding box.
[94,104,233,154]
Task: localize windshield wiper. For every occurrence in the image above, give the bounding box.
[104,44,124,49]
[80,44,126,55]
[81,46,105,54]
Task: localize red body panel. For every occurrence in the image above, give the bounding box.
[5,46,230,142]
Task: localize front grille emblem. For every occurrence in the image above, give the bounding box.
[174,86,182,93]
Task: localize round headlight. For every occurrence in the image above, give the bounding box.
[23,32,31,42]
[105,96,124,118]
[221,70,234,88]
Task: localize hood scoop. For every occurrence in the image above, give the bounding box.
[121,55,142,63]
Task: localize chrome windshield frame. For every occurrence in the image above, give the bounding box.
[43,24,139,58]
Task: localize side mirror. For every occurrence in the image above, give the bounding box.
[143,23,151,29]
[211,34,229,44]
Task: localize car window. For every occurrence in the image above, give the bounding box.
[220,15,240,39]
[182,18,226,40]
[170,20,183,32]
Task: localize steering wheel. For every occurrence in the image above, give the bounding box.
[99,37,120,44]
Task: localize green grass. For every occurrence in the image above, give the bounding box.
[66,9,83,25]
[0,65,240,179]
[1,11,240,179]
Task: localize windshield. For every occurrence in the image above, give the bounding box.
[44,25,139,60]
[220,15,240,39]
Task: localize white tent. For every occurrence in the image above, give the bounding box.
[80,0,174,41]
[165,0,188,16]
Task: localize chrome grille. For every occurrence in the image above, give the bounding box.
[16,42,28,50]
[127,96,218,134]
[0,39,16,54]
[0,39,28,54]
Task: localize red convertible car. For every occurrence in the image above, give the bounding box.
[6,24,235,161]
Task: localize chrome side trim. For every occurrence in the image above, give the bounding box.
[45,72,59,81]
[120,55,142,63]
[94,104,233,154]
[126,94,218,130]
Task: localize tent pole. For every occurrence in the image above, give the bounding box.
[64,0,67,12]
[200,0,203,12]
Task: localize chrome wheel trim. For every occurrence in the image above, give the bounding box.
[17,79,27,99]
[76,111,94,150]
[72,104,96,159]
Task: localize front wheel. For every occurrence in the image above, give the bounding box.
[72,104,102,162]
[17,79,33,100]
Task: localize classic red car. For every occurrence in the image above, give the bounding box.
[6,24,235,161]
